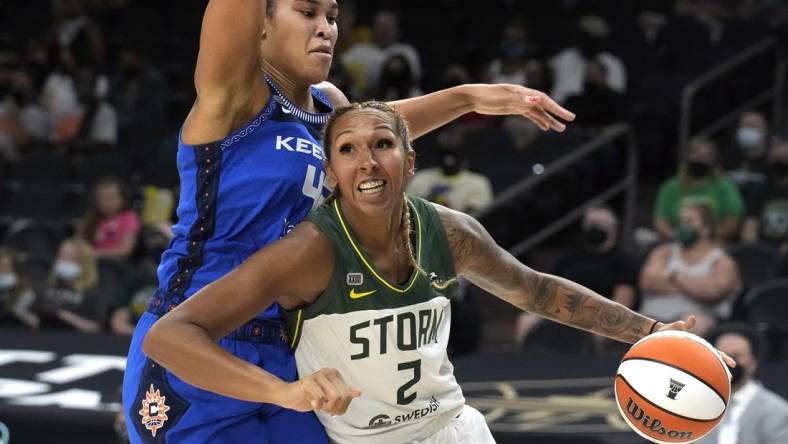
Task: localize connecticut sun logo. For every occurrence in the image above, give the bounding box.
[138,384,171,437]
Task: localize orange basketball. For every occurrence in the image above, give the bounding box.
[614,330,731,443]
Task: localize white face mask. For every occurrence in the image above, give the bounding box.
[736,127,765,153]
[54,261,82,281]
[0,273,18,290]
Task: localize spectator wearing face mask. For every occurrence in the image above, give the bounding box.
[694,323,788,444]
[485,19,540,88]
[654,138,744,241]
[548,14,627,104]
[0,246,39,328]
[640,203,740,336]
[562,60,626,129]
[373,54,422,101]
[741,140,788,253]
[515,205,638,349]
[726,111,770,196]
[406,147,493,217]
[35,237,108,333]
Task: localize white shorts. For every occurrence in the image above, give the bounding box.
[411,405,495,444]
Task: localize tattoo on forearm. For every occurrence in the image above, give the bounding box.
[440,209,650,344]
[524,273,650,343]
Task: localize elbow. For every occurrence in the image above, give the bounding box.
[142,321,169,364]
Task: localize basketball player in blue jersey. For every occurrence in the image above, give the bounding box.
[143,102,736,443]
[122,1,575,443]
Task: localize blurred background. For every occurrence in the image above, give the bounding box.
[0,0,787,443]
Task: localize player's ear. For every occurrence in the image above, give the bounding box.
[324,159,338,188]
[404,148,416,179]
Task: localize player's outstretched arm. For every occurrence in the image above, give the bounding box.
[435,204,655,344]
[143,223,360,412]
[389,84,575,140]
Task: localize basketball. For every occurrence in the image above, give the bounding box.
[614,330,731,443]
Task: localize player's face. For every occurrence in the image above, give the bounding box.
[261,0,339,85]
[325,109,415,215]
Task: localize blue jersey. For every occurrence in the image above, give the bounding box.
[151,76,333,320]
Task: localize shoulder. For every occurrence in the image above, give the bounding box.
[314,81,350,108]
[432,203,487,259]
[647,243,673,260]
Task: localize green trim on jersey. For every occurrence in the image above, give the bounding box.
[287,195,456,350]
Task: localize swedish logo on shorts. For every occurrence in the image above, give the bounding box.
[346,272,363,286]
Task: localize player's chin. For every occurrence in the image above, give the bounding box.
[303,62,332,84]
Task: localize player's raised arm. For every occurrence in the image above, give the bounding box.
[142,223,359,413]
[434,204,659,344]
[389,84,575,140]
[184,0,268,143]
[195,0,264,102]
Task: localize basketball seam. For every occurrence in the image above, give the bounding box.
[616,374,724,423]
[621,357,728,406]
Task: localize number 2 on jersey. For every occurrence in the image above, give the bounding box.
[397,359,421,405]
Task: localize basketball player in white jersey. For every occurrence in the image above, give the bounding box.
[143,102,735,443]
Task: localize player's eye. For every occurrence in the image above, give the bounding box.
[375,138,393,149]
[338,143,353,153]
[301,10,315,18]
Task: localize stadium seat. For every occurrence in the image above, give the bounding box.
[742,278,788,360]
[521,319,593,355]
[727,242,781,289]
[1,219,65,261]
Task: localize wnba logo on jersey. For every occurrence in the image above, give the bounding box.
[346,273,364,286]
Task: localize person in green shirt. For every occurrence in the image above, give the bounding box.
[654,138,744,241]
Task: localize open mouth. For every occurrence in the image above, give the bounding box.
[358,179,386,195]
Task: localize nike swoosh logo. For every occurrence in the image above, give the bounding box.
[349,289,377,299]
[282,107,293,114]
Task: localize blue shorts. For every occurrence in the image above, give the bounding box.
[123,312,328,444]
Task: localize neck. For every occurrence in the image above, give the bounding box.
[262,64,314,111]
[338,196,406,253]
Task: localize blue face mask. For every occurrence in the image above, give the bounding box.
[736,127,764,154]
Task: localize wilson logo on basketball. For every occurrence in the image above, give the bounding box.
[625,398,693,440]
[667,378,686,400]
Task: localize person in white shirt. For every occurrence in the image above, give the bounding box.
[696,323,788,444]
[548,15,626,104]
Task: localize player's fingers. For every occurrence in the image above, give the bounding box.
[534,108,566,132]
[535,91,576,122]
[313,371,343,415]
[316,368,356,415]
[684,315,697,332]
[302,378,327,411]
[328,372,359,415]
[719,350,737,369]
[523,110,550,131]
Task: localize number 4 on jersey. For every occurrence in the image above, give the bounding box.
[302,164,326,210]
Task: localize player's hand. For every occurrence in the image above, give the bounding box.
[467,84,575,132]
[278,367,361,416]
[654,315,696,334]
[653,316,737,368]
